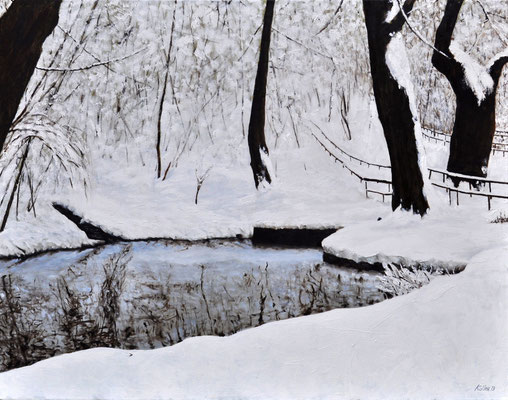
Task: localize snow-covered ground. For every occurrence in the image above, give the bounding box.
[323,206,507,272]
[1,241,506,399]
[1,125,506,259]
[0,141,391,257]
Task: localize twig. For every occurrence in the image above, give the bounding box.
[315,0,345,35]
[35,48,146,72]
[395,0,450,59]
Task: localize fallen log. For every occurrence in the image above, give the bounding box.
[52,202,123,243]
[252,226,340,247]
[322,252,384,272]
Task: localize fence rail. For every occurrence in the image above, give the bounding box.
[311,124,508,209]
[422,126,508,140]
[431,182,508,210]
[310,131,392,202]
[421,126,508,155]
[311,122,391,170]
[428,168,508,192]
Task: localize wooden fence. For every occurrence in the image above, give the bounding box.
[311,125,508,209]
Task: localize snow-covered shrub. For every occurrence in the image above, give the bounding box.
[490,211,508,224]
[378,263,445,297]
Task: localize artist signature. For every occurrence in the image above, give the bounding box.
[475,384,495,392]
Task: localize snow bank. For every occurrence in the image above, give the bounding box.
[1,244,506,399]
[323,207,507,271]
[0,144,388,258]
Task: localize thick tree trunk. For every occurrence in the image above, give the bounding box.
[0,0,63,153]
[363,0,429,215]
[248,0,274,189]
[432,0,508,184]
[448,90,496,180]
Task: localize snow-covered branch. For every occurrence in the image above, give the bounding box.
[386,0,416,34]
[488,51,508,85]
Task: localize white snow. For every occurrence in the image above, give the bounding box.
[323,207,507,271]
[384,0,399,24]
[0,143,390,258]
[386,34,418,117]
[1,241,506,399]
[487,48,508,70]
[258,147,275,190]
[450,41,494,105]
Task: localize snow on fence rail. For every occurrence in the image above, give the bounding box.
[428,168,508,191]
[430,182,507,210]
[311,124,508,210]
[427,168,508,210]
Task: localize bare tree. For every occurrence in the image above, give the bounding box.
[248,0,275,189]
[339,86,352,140]
[432,0,508,183]
[0,0,63,154]
[363,0,429,215]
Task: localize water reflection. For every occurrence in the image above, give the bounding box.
[0,240,385,371]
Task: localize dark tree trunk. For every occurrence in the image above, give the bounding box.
[448,90,497,180]
[432,0,508,184]
[0,0,63,153]
[248,0,275,188]
[363,0,429,216]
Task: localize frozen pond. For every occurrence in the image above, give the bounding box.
[0,240,387,371]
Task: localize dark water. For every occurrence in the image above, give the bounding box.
[0,240,387,371]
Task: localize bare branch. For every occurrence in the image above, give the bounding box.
[387,0,417,34]
[395,0,450,59]
[35,48,146,73]
[475,0,508,45]
[489,52,508,84]
[272,28,336,66]
[432,0,464,80]
[315,0,344,36]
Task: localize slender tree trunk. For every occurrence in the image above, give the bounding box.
[432,0,508,183]
[248,0,275,189]
[0,0,63,154]
[363,0,429,215]
[0,139,31,232]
